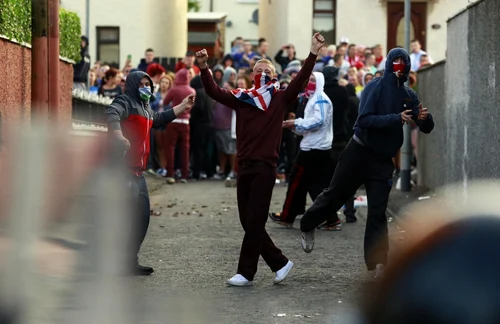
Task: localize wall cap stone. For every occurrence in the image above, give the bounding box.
[0,34,76,65]
[417,59,446,73]
[447,0,485,23]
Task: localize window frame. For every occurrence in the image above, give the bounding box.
[313,0,336,45]
[96,26,120,64]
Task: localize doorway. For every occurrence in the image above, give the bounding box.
[387,2,427,51]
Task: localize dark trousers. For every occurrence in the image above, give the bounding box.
[300,140,394,270]
[280,149,333,224]
[147,130,160,170]
[190,123,215,179]
[279,129,297,180]
[128,174,151,264]
[236,161,289,281]
[331,143,356,219]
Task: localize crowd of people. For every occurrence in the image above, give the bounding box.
[73,33,434,184]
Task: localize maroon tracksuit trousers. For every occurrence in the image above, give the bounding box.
[236,160,289,281]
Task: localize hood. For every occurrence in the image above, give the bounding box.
[284,59,302,75]
[81,35,89,49]
[212,64,224,74]
[190,75,203,90]
[312,72,325,96]
[383,47,411,83]
[322,66,340,86]
[223,67,237,83]
[174,68,189,85]
[124,71,154,102]
[362,72,373,87]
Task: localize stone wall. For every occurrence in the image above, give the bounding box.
[0,36,74,124]
[416,0,500,191]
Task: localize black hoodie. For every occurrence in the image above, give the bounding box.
[190,75,213,126]
[104,71,177,174]
[322,66,350,145]
[345,84,360,139]
[353,48,434,157]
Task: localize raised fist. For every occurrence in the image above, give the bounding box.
[195,49,208,68]
[310,33,325,55]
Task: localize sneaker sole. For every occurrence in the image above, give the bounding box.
[226,281,254,287]
[317,226,342,231]
[269,218,294,228]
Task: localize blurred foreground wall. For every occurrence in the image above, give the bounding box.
[417,0,500,191]
[0,36,74,123]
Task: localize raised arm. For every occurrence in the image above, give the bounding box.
[196,49,240,109]
[153,94,195,128]
[283,33,325,103]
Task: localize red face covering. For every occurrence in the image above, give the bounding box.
[393,62,406,77]
[305,81,316,96]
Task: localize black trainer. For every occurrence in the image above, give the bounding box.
[345,215,357,223]
[268,213,294,228]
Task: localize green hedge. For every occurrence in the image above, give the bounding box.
[0,0,82,62]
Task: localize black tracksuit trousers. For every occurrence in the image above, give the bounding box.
[300,139,395,270]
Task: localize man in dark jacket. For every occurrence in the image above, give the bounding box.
[300,48,434,279]
[317,66,357,229]
[73,36,90,90]
[190,75,215,179]
[104,71,195,275]
[137,48,155,72]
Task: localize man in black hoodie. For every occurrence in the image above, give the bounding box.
[190,75,215,179]
[318,66,357,228]
[105,71,195,275]
[300,48,434,279]
[73,36,90,90]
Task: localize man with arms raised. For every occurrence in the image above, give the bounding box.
[196,33,325,286]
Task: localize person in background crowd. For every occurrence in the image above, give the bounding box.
[231,36,244,55]
[150,75,174,177]
[98,68,123,99]
[410,39,433,71]
[359,72,374,100]
[238,67,250,78]
[137,48,155,72]
[275,44,297,72]
[346,44,360,66]
[236,75,252,90]
[190,75,215,180]
[88,68,99,94]
[163,69,196,184]
[196,32,324,287]
[73,35,90,90]
[419,54,432,70]
[117,71,126,93]
[339,37,349,48]
[374,70,383,78]
[233,40,255,69]
[222,55,235,69]
[364,53,378,74]
[333,54,350,78]
[223,66,237,85]
[255,38,273,62]
[123,64,133,78]
[356,44,367,62]
[175,51,200,75]
[284,60,302,79]
[322,66,357,225]
[348,73,363,98]
[373,44,385,69]
[146,63,166,92]
[270,72,334,228]
[212,64,225,87]
[323,44,337,65]
[104,71,195,276]
[314,47,328,72]
[299,48,434,280]
[96,65,110,87]
[212,81,238,180]
[277,74,297,182]
[344,83,359,139]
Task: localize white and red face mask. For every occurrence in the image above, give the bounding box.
[393,62,406,77]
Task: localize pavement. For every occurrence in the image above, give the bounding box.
[0,174,413,324]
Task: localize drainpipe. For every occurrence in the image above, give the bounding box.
[31,0,49,123]
[210,0,213,12]
[48,0,60,122]
[400,0,412,191]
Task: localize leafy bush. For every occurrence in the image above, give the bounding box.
[0,0,82,61]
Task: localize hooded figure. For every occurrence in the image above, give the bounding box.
[104,70,193,275]
[163,69,196,182]
[222,66,237,84]
[73,35,90,85]
[354,48,434,157]
[212,64,225,87]
[269,71,335,228]
[299,48,435,278]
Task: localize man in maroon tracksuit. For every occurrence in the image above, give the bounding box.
[105,71,195,275]
[196,33,325,286]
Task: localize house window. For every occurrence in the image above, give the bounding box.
[96,27,120,67]
[313,0,336,45]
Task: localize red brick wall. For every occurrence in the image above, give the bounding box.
[0,37,74,124]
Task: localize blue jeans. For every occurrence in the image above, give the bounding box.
[128,174,150,264]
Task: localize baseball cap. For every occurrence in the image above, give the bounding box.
[340,37,350,44]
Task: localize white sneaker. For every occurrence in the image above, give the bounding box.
[374,264,384,280]
[274,261,294,284]
[226,274,254,286]
[301,231,315,253]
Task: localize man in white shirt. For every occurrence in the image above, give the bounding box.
[410,39,433,71]
[269,72,334,227]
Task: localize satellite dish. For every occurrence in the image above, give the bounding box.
[249,9,258,24]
